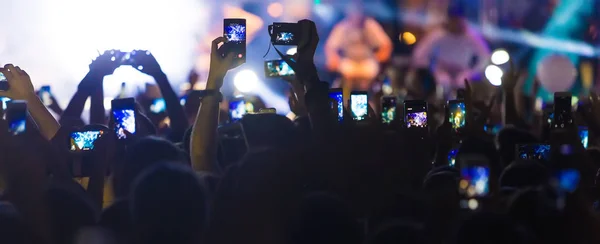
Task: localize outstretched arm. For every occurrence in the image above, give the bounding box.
[0,64,59,140]
[190,37,235,171]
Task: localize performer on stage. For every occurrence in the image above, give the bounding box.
[412,7,490,98]
[325,2,392,99]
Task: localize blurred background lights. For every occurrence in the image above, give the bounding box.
[491,49,510,65]
[485,65,504,86]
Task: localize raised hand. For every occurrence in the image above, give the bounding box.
[207,37,235,89]
[275,20,320,87]
[0,64,35,100]
[89,50,122,77]
[130,50,163,77]
[501,60,519,93]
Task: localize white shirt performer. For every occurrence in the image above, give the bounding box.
[412,10,490,93]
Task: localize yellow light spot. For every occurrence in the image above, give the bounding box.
[401,32,417,45]
[459,179,468,189]
[468,199,479,210]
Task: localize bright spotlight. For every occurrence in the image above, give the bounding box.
[485,65,504,86]
[286,47,297,56]
[491,49,510,65]
[234,70,259,93]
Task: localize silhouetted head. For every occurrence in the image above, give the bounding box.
[114,136,188,197]
[0,202,29,244]
[45,186,96,244]
[130,163,207,244]
[368,221,423,244]
[457,212,536,244]
[497,127,539,168]
[500,160,550,189]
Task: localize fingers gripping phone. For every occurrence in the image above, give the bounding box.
[264,59,295,78]
[329,89,344,122]
[70,130,104,151]
[553,92,573,128]
[350,92,368,121]
[404,100,428,128]
[6,101,27,135]
[111,98,136,140]
[448,100,466,131]
[223,19,247,65]
[380,96,397,124]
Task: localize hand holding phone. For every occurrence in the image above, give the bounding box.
[111,98,136,140]
[223,19,247,66]
[381,96,397,124]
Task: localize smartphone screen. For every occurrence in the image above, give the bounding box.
[404,100,427,128]
[150,98,166,114]
[553,93,573,128]
[224,19,246,62]
[448,100,466,130]
[554,169,580,193]
[448,148,459,166]
[112,98,136,140]
[264,60,295,78]
[229,99,248,122]
[6,101,27,135]
[271,23,298,45]
[70,131,104,151]
[350,92,368,121]
[378,97,396,124]
[329,89,343,122]
[517,144,551,163]
[0,97,11,110]
[39,86,52,106]
[579,127,589,149]
[459,166,490,198]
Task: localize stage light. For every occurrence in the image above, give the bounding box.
[485,65,503,86]
[491,49,510,65]
[286,47,297,55]
[401,32,417,45]
[267,2,284,18]
[234,69,259,93]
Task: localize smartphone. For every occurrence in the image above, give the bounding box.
[516,144,551,163]
[70,131,104,151]
[458,154,490,210]
[149,98,166,114]
[448,100,466,131]
[380,96,397,124]
[350,92,368,121]
[264,60,295,78]
[579,127,589,149]
[404,100,427,128]
[223,19,246,64]
[483,124,502,135]
[329,89,343,122]
[448,148,459,167]
[111,98,136,140]
[270,22,299,45]
[6,101,27,135]
[543,106,554,128]
[553,92,573,128]
[229,99,248,122]
[39,86,53,106]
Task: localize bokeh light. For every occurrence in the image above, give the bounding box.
[491,49,510,65]
[267,2,284,18]
[485,65,504,86]
[401,32,417,45]
[234,69,259,93]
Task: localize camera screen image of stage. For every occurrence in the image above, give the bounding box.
[70,131,103,151]
[579,129,589,149]
[350,94,368,121]
[449,102,466,129]
[329,93,343,121]
[150,98,166,114]
[518,144,551,162]
[267,61,295,77]
[229,100,247,121]
[9,114,25,135]
[406,112,427,128]
[225,23,246,43]
[276,32,295,43]
[460,166,489,197]
[114,109,135,139]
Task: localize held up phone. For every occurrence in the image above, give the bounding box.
[448,100,466,131]
[404,100,428,128]
[229,99,249,122]
[258,108,277,114]
[448,148,459,167]
[6,101,27,135]
[39,86,53,106]
[111,98,136,140]
[457,154,490,210]
[350,91,368,121]
[269,22,299,45]
[264,59,295,78]
[150,98,166,114]
[553,92,573,128]
[70,130,104,152]
[0,72,8,91]
[483,124,502,135]
[329,89,343,122]
[223,18,246,64]
[380,96,397,124]
[0,97,11,111]
[579,127,589,149]
[516,144,551,163]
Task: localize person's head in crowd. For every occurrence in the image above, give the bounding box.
[45,186,96,244]
[290,192,362,244]
[241,113,298,151]
[456,212,537,244]
[130,163,207,244]
[508,187,566,244]
[0,202,29,244]
[446,5,467,34]
[497,127,539,168]
[99,199,131,244]
[423,171,460,210]
[500,160,550,190]
[113,136,188,198]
